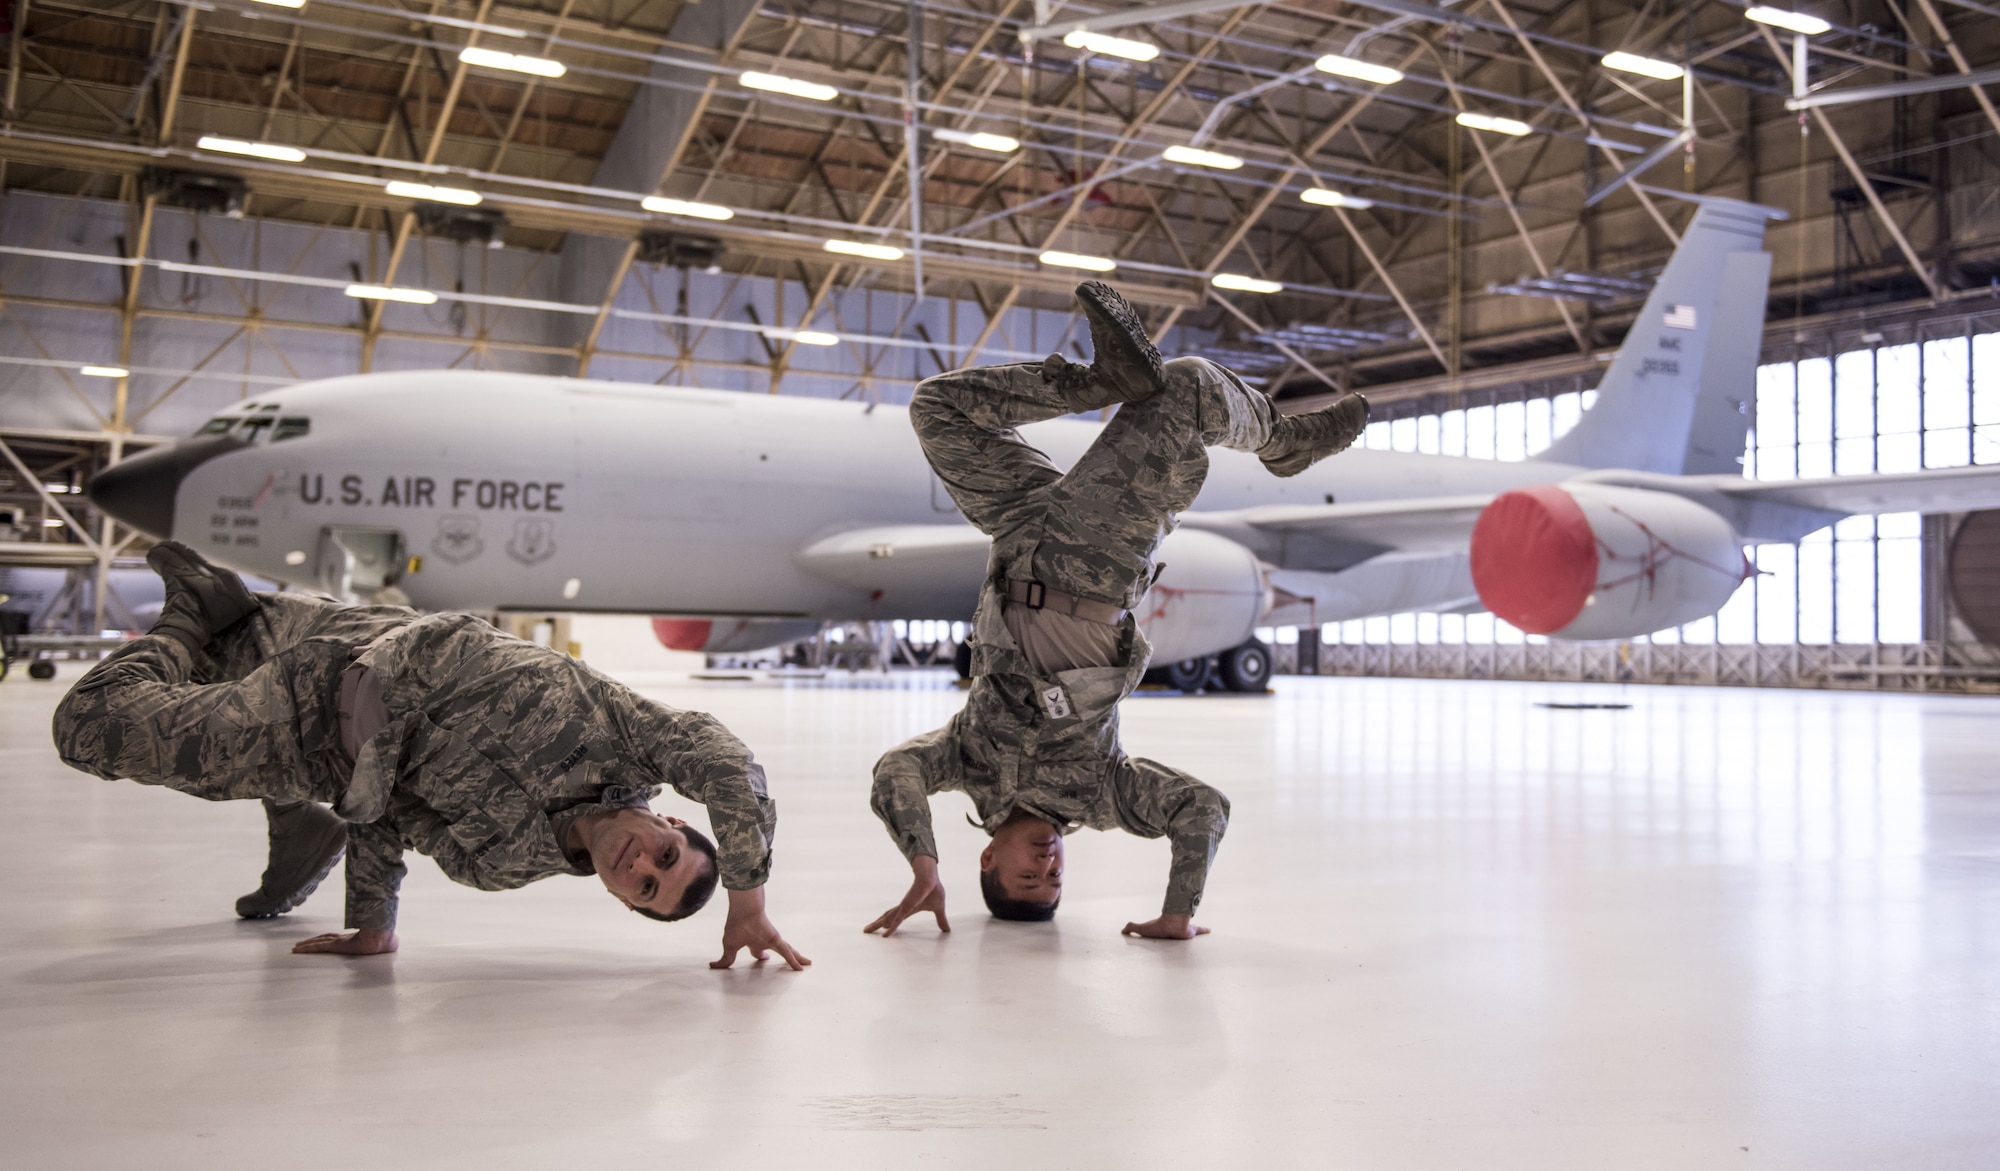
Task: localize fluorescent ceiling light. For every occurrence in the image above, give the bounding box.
[1313,54,1404,85]
[1456,111,1533,136]
[1163,145,1244,170]
[765,328,840,346]
[824,240,905,262]
[249,0,306,7]
[1062,30,1159,62]
[1601,51,1685,80]
[740,71,839,101]
[1745,5,1832,35]
[79,365,129,378]
[196,135,306,162]
[458,46,566,78]
[934,128,1021,153]
[345,284,440,305]
[1299,188,1374,210]
[1039,250,1117,272]
[1212,274,1282,295]
[641,196,734,220]
[385,180,482,206]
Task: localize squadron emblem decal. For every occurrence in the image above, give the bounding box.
[506,517,558,565]
[431,515,485,565]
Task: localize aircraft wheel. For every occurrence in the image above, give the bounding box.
[1217,641,1272,693]
[27,659,58,681]
[1163,656,1211,693]
[952,641,973,680]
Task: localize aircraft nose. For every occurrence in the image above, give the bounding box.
[88,434,246,539]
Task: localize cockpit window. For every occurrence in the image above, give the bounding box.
[258,404,281,412]
[196,418,235,435]
[238,416,275,441]
[271,417,310,442]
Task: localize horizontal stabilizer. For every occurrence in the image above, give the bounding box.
[1706,464,2000,516]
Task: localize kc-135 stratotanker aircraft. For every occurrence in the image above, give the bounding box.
[88,196,2000,684]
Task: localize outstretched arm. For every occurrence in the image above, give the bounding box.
[1112,757,1230,939]
[628,701,810,969]
[864,731,956,935]
[632,705,777,892]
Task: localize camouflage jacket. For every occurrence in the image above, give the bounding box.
[339,613,774,930]
[870,580,1229,917]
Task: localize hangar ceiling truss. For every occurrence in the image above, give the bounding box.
[1,0,1998,399]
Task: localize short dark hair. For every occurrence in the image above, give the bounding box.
[630,824,719,923]
[980,865,1058,922]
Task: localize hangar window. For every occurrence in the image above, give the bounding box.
[271,418,310,442]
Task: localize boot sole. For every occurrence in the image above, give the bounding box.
[1075,281,1166,386]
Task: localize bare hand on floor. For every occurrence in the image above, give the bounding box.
[712,887,811,971]
[293,928,399,956]
[1121,914,1209,940]
[864,855,950,937]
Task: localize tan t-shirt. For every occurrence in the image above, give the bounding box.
[1002,602,1123,675]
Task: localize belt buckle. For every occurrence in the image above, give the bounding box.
[1023,580,1046,610]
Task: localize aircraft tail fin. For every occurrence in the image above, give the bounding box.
[1541,197,1778,476]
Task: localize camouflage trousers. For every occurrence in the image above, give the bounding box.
[52,593,409,806]
[911,355,1273,609]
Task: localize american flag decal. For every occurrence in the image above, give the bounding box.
[1663,304,1698,330]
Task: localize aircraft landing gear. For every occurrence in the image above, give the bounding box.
[1162,656,1211,693]
[1216,640,1273,693]
[27,659,57,681]
[952,641,972,680]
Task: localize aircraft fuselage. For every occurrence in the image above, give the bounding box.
[140,371,1581,621]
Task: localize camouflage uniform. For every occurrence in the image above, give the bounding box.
[871,357,1267,917]
[54,593,775,930]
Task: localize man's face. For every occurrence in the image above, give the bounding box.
[979,815,1064,905]
[585,810,706,915]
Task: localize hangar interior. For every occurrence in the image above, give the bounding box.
[3,2,2000,1166]
[3,0,2000,689]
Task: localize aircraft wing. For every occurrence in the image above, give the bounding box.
[1696,464,2000,515]
[1179,495,1495,572]
[1182,463,2000,575]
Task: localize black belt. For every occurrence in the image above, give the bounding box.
[1002,578,1127,626]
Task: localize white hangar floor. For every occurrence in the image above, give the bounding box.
[1,662,1994,1169]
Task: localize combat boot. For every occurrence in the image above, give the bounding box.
[147,538,259,652]
[1257,393,1371,478]
[236,800,348,919]
[1074,280,1166,405]
[1042,352,1097,394]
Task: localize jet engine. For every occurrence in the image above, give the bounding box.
[1469,483,1750,640]
[652,616,823,654]
[1136,527,1271,662]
